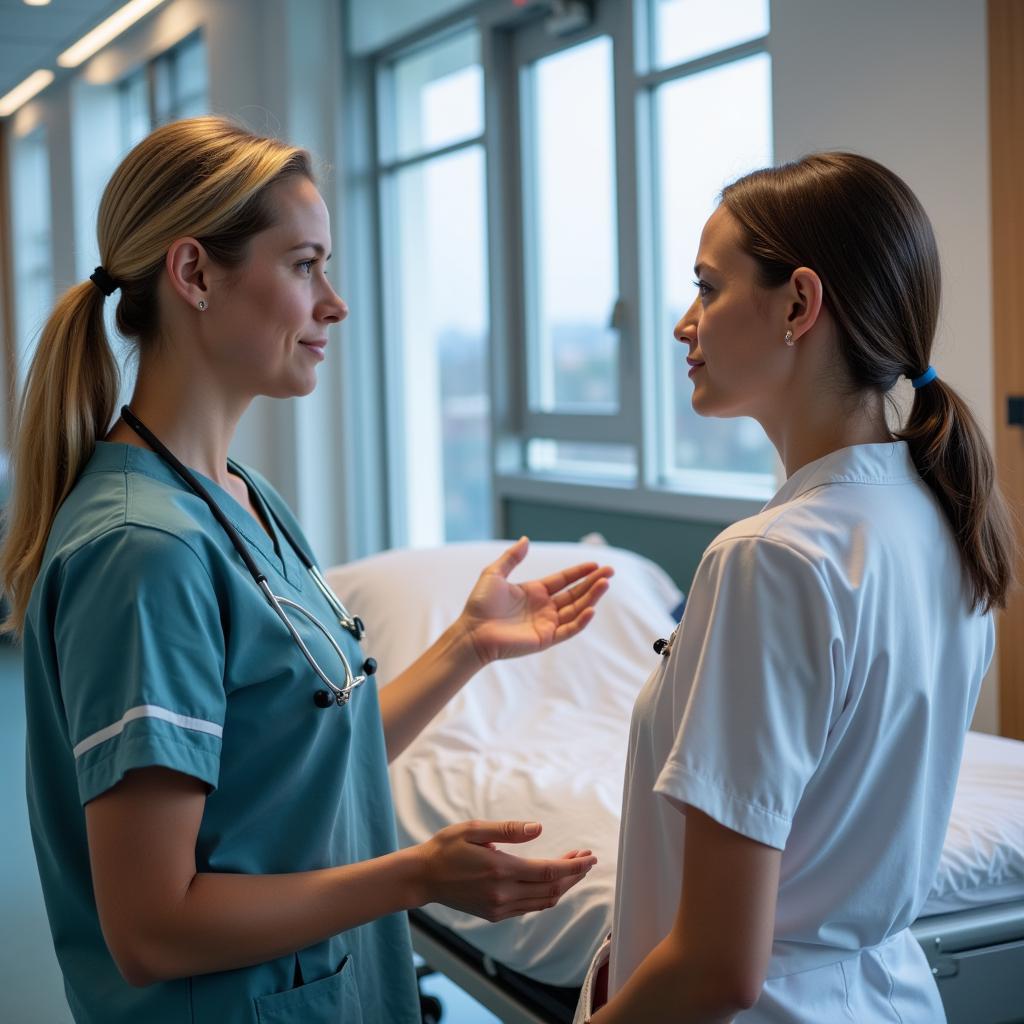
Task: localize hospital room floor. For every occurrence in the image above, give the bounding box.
[0,643,499,1024]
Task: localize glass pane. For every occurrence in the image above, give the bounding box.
[155,34,208,124]
[527,440,636,484]
[174,34,207,101]
[524,36,619,414]
[389,146,491,545]
[10,128,53,391]
[656,52,777,490]
[653,0,769,70]
[390,29,483,161]
[120,69,150,149]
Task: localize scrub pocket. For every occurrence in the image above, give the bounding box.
[254,955,362,1024]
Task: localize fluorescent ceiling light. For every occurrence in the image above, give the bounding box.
[57,0,167,68]
[0,69,55,117]
[23,1,53,8]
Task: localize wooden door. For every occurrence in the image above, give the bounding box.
[990,0,1024,740]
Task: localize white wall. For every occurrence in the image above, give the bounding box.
[772,0,998,732]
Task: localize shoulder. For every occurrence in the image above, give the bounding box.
[45,468,221,587]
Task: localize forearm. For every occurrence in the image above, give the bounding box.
[121,846,423,985]
[592,937,747,1024]
[378,622,483,761]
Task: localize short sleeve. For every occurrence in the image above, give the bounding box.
[54,526,227,805]
[654,537,843,849]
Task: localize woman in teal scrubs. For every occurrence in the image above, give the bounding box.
[0,116,609,1023]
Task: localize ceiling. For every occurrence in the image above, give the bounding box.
[0,0,126,101]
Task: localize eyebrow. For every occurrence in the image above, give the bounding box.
[693,261,718,277]
[288,242,332,261]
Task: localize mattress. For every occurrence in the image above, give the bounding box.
[325,541,1024,986]
[920,730,1024,917]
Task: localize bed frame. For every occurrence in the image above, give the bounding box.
[411,901,1024,1024]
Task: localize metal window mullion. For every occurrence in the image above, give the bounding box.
[636,34,770,89]
[483,16,529,536]
[376,132,485,176]
[522,410,632,446]
[609,0,644,465]
[376,161,410,548]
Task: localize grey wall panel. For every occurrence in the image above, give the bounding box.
[502,497,726,592]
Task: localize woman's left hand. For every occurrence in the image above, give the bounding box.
[457,537,614,667]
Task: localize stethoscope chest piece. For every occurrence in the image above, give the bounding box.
[653,626,679,658]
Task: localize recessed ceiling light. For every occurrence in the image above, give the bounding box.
[0,69,55,117]
[57,0,167,68]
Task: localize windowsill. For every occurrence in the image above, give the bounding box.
[495,471,769,526]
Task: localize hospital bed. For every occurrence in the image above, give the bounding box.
[326,541,1024,1024]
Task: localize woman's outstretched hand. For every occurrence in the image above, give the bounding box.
[456,537,614,667]
[416,819,597,922]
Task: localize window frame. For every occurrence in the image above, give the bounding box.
[359,0,777,539]
[373,21,493,548]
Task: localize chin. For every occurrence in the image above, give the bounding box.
[691,387,745,420]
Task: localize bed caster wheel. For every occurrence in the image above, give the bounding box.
[419,993,443,1023]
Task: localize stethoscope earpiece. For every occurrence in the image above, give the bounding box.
[314,689,335,709]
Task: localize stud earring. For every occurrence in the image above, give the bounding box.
[197,299,208,311]
[784,329,795,347]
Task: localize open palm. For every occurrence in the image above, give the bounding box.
[458,537,614,666]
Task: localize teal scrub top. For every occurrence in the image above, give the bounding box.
[22,441,421,1024]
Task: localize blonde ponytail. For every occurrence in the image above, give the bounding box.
[1,283,119,632]
[1,115,312,635]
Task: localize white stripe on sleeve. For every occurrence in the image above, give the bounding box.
[73,704,223,760]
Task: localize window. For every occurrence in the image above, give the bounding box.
[10,127,53,390]
[119,32,208,149]
[648,7,776,496]
[361,0,777,546]
[377,28,491,546]
[521,36,619,416]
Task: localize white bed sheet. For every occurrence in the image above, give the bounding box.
[326,541,1024,986]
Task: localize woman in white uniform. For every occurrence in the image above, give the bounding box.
[579,153,1014,1023]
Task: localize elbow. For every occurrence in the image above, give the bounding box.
[728,977,763,1014]
[111,947,162,988]
[684,963,764,1017]
[105,931,180,988]
[712,968,765,1015]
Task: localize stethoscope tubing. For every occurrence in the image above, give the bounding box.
[119,406,365,708]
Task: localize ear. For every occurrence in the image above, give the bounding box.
[785,267,824,341]
[164,238,211,309]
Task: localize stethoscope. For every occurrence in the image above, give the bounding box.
[654,627,679,658]
[121,406,373,710]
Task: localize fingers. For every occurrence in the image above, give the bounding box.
[491,865,594,921]
[460,819,543,845]
[539,561,613,596]
[502,851,598,883]
[488,536,530,579]
[553,571,612,617]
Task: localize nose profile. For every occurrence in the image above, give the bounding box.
[674,294,700,343]
[319,290,349,324]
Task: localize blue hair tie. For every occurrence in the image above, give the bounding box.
[911,366,937,389]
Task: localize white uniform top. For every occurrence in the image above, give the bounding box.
[610,442,994,1022]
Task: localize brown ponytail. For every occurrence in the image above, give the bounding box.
[721,152,1014,612]
[1,116,313,635]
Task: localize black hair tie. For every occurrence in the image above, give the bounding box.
[89,266,118,297]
